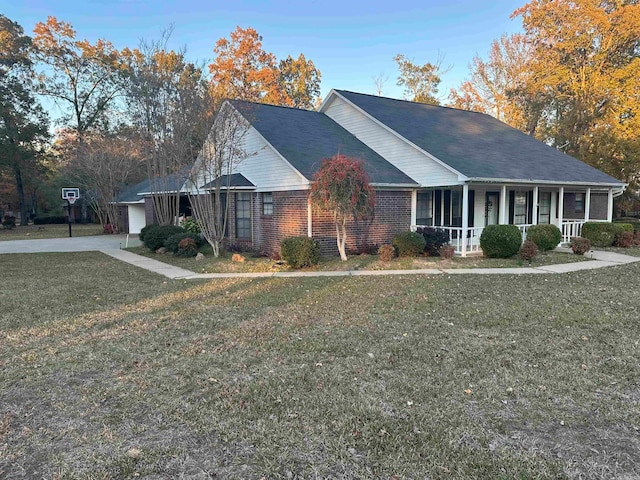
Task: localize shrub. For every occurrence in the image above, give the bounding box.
[581,222,626,247]
[143,225,185,251]
[33,216,67,225]
[614,231,634,248]
[176,237,199,257]
[181,217,201,234]
[439,244,456,259]
[280,236,320,268]
[526,224,561,251]
[139,224,159,242]
[570,236,590,255]
[416,227,450,256]
[164,232,204,254]
[378,244,395,262]
[392,231,426,257]
[518,240,538,263]
[635,231,640,246]
[2,215,16,229]
[480,224,522,258]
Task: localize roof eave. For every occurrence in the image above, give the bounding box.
[466,177,627,188]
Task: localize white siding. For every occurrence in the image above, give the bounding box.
[128,204,146,234]
[323,95,461,187]
[235,127,308,191]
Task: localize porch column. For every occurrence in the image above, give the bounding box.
[585,187,591,221]
[410,190,417,228]
[532,186,539,225]
[607,188,614,222]
[558,187,564,229]
[461,184,469,257]
[499,185,507,224]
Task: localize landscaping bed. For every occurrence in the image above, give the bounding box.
[1,252,640,478]
[127,245,590,274]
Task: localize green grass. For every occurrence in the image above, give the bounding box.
[1,252,640,478]
[0,223,103,240]
[128,245,589,274]
[596,245,640,257]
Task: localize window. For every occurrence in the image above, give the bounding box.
[235,192,251,239]
[514,191,528,225]
[262,192,273,215]
[538,192,551,224]
[451,190,462,227]
[416,191,433,226]
[575,193,585,213]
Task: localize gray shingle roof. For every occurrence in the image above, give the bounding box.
[201,173,255,189]
[231,100,417,185]
[336,90,624,186]
[115,171,187,203]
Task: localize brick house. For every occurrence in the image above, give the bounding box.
[142,90,627,256]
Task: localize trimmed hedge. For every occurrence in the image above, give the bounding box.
[526,224,562,252]
[392,231,426,257]
[581,222,628,247]
[280,236,320,268]
[480,224,522,258]
[139,224,159,242]
[164,232,204,254]
[176,237,199,257]
[614,219,640,232]
[416,227,450,256]
[143,225,185,251]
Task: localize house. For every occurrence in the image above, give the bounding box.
[145,90,627,256]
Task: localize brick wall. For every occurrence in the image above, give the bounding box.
[255,191,308,255]
[312,190,412,255]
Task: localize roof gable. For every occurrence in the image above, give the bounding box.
[231,100,417,186]
[335,90,624,186]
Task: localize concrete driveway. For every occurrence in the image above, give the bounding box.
[0,235,141,254]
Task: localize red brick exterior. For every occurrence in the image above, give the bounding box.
[312,190,412,255]
[252,190,309,255]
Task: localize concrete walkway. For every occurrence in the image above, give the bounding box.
[0,234,141,253]
[103,247,640,280]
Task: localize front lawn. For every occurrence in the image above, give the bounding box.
[1,252,639,478]
[128,245,589,274]
[0,223,103,241]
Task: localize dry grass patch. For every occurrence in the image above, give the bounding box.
[0,224,103,240]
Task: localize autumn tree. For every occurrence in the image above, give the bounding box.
[0,15,49,225]
[186,101,252,257]
[122,33,213,225]
[310,155,376,261]
[32,16,124,137]
[209,27,322,108]
[513,0,640,184]
[278,53,321,109]
[394,54,447,105]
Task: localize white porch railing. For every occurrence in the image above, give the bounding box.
[561,221,584,244]
[516,224,534,242]
[413,225,484,256]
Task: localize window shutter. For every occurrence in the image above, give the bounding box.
[467,190,475,227]
[527,191,534,224]
[508,191,515,224]
[444,190,451,226]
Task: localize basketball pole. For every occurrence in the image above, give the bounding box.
[67,199,72,238]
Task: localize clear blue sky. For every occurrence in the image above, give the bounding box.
[2,0,524,102]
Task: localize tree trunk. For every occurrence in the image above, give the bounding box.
[336,218,348,261]
[13,163,28,226]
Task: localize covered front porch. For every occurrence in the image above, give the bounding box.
[411,183,617,256]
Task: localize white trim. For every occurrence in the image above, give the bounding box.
[461,184,469,257]
[585,187,591,221]
[532,186,539,225]
[371,183,420,188]
[307,196,313,238]
[499,185,507,224]
[467,177,626,188]
[323,90,468,181]
[607,188,613,222]
[558,186,564,228]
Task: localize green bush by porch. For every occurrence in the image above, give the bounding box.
[526,224,561,252]
[581,222,631,247]
[480,224,522,258]
[392,231,426,257]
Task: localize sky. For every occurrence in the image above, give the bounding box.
[2,0,524,103]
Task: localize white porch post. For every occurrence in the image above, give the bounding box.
[558,187,564,224]
[532,186,539,225]
[499,185,507,224]
[461,184,469,257]
[410,190,417,228]
[607,188,613,222]
[307,196,313,237]
[585,187,591,221]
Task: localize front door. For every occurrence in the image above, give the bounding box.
[486,192,499,225]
